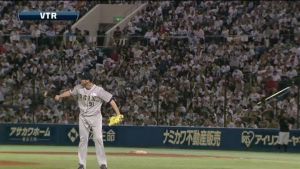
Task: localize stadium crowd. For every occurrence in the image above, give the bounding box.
[0,1,300,128]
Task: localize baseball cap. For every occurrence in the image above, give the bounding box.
[78,71,93,81]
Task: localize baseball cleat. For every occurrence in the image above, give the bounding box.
[100,164,108,169]
[78,164,84,169]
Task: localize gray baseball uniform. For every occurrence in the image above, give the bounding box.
[70,84,112,168]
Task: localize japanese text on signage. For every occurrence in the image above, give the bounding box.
[241,131,300,147]
[9,127,51,142]
[163,129,222,147]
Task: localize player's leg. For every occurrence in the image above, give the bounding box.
[78,115,90,168]
[90,114,108,168]
[283,132,290,152]
[278,132,284,150]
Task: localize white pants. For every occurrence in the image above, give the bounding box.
[278,132,290,145]
[78,113,107,168]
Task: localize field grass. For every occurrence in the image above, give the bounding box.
[0,145,300,169]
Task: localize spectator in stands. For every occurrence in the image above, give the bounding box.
[264,75,278,95]
[113,26,122,45]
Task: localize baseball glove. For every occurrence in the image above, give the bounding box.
[108,114,124,126]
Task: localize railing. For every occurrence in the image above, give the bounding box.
[104,2,148,46]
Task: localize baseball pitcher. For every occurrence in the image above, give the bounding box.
[54,71,123,169]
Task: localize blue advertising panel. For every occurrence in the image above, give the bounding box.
[58,125,118,146]
[0,124,56,144]
[1,124,300,152]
